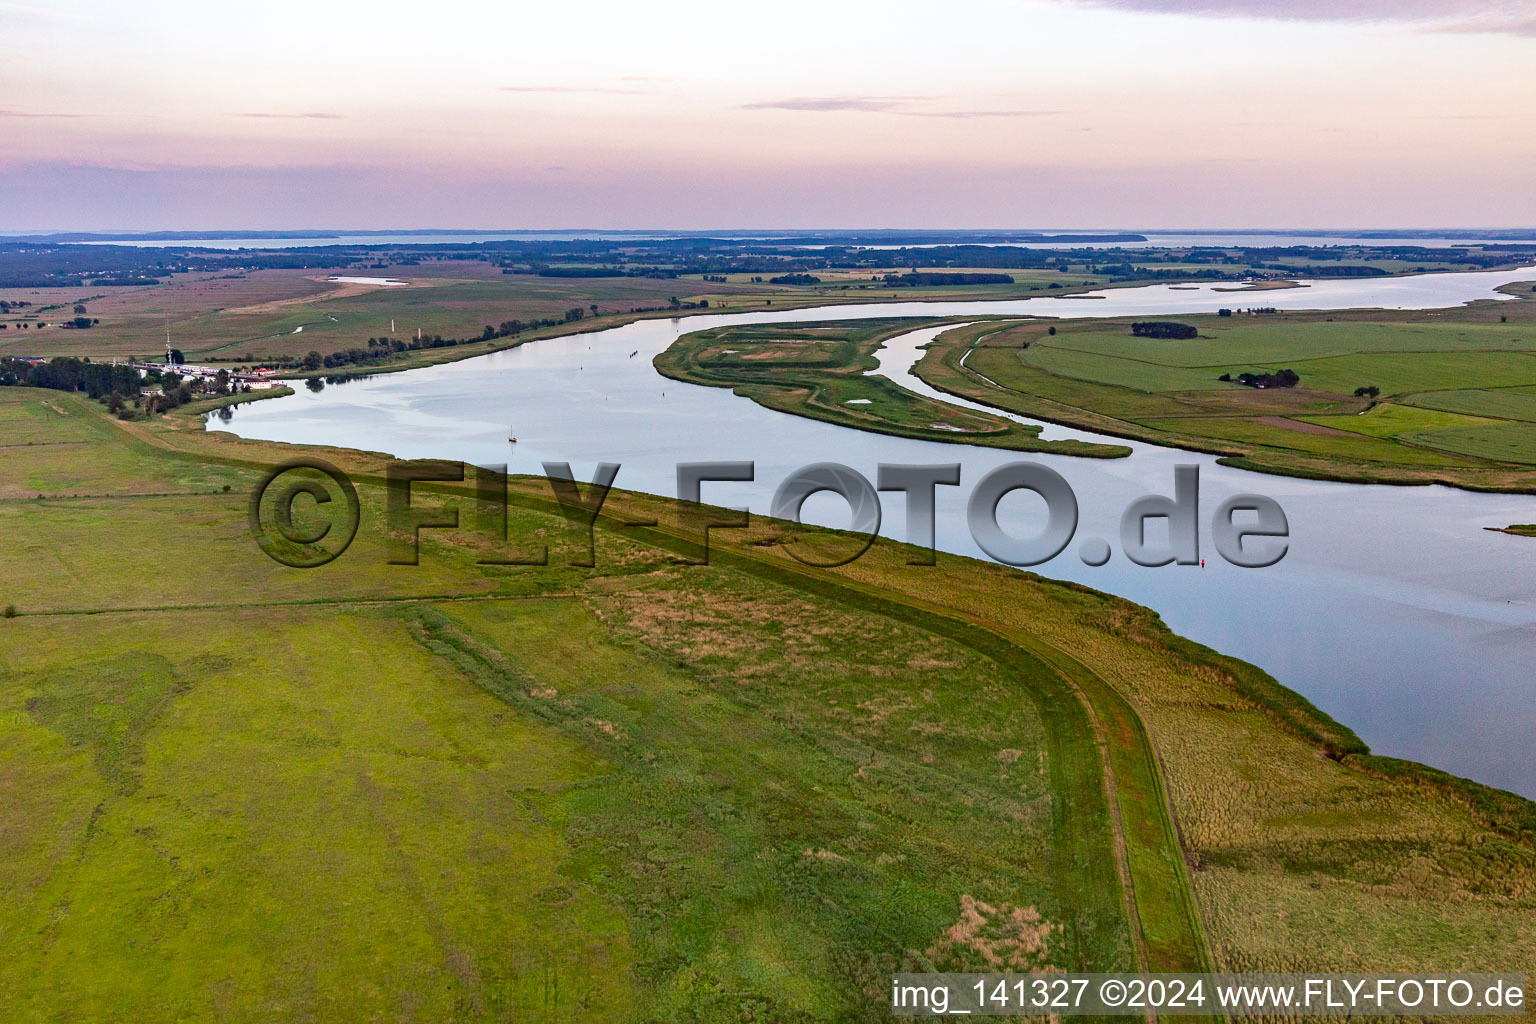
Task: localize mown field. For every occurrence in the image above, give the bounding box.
[914,289,1536,492]
[1,386,1533,1022]
[657,319,1130,458]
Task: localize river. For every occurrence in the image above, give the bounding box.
[208,268,1536,797]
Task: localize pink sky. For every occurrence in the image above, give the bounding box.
[2,0,1533,230]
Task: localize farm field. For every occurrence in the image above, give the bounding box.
[913,290,1536,491]
[9,247,1531,380]
[1,265,735,365]
[0,385,1532,1020]
[0,261,1121,369]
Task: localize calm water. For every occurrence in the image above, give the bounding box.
[209,268,1536,796]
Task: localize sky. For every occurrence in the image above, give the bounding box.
[1,0,1533,231]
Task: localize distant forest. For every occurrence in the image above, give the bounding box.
[1,233,1533,290]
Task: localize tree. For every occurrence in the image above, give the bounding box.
[1047,326,1057,336]
[214,368,230,395]
[302,350,323,371]
[106,392,125,414]
[73,303,87,315]
[169,348,185,365]
[1131,321,1198,340]
[1354,385,1380,398]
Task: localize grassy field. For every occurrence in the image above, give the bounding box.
[10,256,1519,377]
[657,319,1131,458]
[914,292,1536,492]
[0,261,1124,370]
[1,386,1532,1021]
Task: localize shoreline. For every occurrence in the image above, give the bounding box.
[112,391,1536,816]
[223,261,1529,381]
[909,312,1536,497]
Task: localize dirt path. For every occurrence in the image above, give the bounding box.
[219,275,418,317]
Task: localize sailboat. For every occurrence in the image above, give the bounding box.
[508,423,517,443]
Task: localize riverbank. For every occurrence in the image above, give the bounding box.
[200,270,1536,794]
[3,384,1531,1010]
[912,298,1536,495]
[653,316,1130,458]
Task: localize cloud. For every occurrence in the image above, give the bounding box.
[499,85,652,95]
[0,1,86,21]
[903,108,1063,119]
[234,112,345,120]
[739,96,1063,119]
[0,109,94,118]
[1067,1,1536,36]
[739,96,923,112]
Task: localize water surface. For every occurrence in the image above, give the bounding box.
[210,268,1536,796]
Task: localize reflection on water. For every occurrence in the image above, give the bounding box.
[210,269,1536,796]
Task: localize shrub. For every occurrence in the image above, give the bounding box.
[3,604,16,619]
[1131,321,1198,340]
[1235,368,1300,389]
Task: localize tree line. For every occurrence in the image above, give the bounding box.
[0,357,142,398]
[1131,321,1198,339]
[882,272,1014,286]
[1219,369,1300,388]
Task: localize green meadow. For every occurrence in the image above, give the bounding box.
[656,319,1130,458]
[1,386,1533,1021]
[913,293,1536,490]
